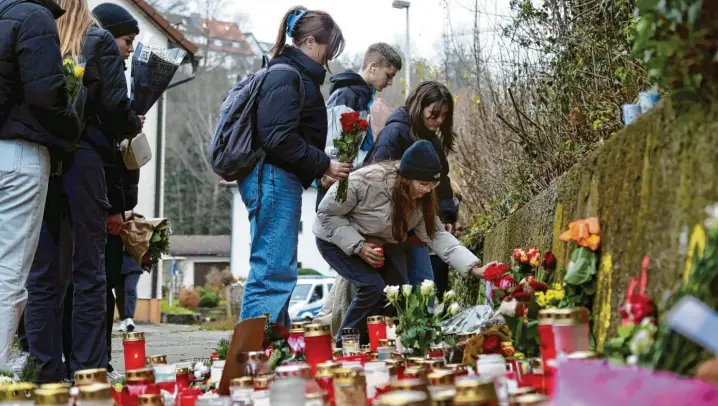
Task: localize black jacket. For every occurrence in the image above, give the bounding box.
[0,0,80,150]
[82,26,142,214]
[365,107,458,224]
[256,46,330,188]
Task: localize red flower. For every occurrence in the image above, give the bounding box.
[512,247,527,263]
[528,280,549,292]
[526,248,541,268]
[482,335,501,353]
[620,294,656,324]
[357,119,369,131]
[541,251,556,270]
[498,274,515,290]
[513,292,532,301]
[142,255,151,264]
[483,264,504,282]
[340,112,360,133]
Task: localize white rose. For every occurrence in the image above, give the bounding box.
[626,354,638,366]
[420,280,435,297]
[449,302,461,316]
[444,290,456,301]
[402,284,413,297]
[629,329,653,355]
[383,285,400,301]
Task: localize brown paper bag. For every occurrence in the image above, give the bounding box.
[120,218,167,263]
[217,316,267,395]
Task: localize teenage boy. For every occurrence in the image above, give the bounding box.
[316,42,402,210]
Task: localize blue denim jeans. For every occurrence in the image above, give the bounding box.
[238,164,303,328]
[409,245,435,286]
[0,139,50,369]
[26,148,109,382]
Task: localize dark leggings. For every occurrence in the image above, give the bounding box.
[430,255,450,301]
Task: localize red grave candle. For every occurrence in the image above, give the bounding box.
[366,316,387,352]
[123,332,147,371]
[288,322,307,357]
[124,368,156,406]
[537,309,557,373]
[175,367,190,391]
[303,324,333,376]
[315,362,340,406]
[177,388,201,406]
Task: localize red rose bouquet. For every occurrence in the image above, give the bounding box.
[334,112,369,202]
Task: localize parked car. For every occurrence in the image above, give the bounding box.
[288,276,334,322]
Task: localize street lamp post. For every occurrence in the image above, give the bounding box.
[392,0,411,94]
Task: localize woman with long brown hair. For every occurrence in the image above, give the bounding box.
[314,140,494,344]
[237,6,350,328]
[24,0,141,382]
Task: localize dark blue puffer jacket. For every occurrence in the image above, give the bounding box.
[81,26,141,214]
[255,45,330,188]
[365,107,458,224]
[0,0,80,150]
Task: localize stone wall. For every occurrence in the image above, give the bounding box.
[481,97,718,350]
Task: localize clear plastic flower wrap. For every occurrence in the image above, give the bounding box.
[439,305,497,335]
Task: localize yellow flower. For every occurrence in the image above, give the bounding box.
[73,66,85,78]
[553,283,562,290]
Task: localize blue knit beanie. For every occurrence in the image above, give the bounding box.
[93,3,140,38]
[399,140,442,181]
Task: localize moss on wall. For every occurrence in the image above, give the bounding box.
[481,97,718,346]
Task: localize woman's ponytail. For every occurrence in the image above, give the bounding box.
[269,6,308,59]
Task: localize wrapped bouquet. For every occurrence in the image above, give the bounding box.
[333,112,368,202]
[120,217,172,272]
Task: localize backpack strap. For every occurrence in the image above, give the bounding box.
[267,63,306,111]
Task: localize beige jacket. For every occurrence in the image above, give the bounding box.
[313,164,479,277]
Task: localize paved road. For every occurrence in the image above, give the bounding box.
[110,323,231,373]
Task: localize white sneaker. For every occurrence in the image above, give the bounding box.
[118,319,127,332]
[125,318,135,332]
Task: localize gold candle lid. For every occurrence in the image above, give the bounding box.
[514,393,550,405]
[125,367,154,383]
[34,387,70,405]
[316,361,341,378]
[430,388,456,406]
[419,359,444,371]
[378,338,390,347]
[444,364,467,374]
[290,321,307,333]
[369,352,379,361]
[406,357,426,367]
[427,370,455,386]
[78,383,113,401]
[146,354,167,365]
[303,323,331,338]
[404,365,428,380]
[238,351,267,363]
[333,348,344,358]
[552,307,589,325]
[374,390,429,405]
[568,351,599,360]
[123,331,145,341]
[254,375,273,390]
[455,378,497,404]
[137,393,162,406]
[39,383,71,390]
[332,367,366,385]
[176,367,190,374]
[230,377,254,388]
[391,352,404,360]
[537,309,557,324]
[390,378,428,393]
[0,383,36,402]
[74,368,108,386]
[367,315,387,324]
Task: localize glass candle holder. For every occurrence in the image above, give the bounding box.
[269,377,306,406]
[136,394,162,406]
[364,361,391,399]
[230,377,254,405]
[125,368,156,406]
[340,328,360,356]
[303,324,333,375]
[238,351,271,377]
[333,368,366,406]
[390,378,429,395]
[146,355,167,366]
[34,387,70,406]
[177,388,201,406]
[75,369,109,386]
[210,360,225,384]
[552,308,590,356]
[537,309,557,371]
[123,332,147,371]
[275,363,312,380]
[375,390,429,406]
[194,396,231,406]
[445,364,468,377]
[428,370,455,387]
[315,362,340,406]
[77,383,114,406]
[367,316,387,352]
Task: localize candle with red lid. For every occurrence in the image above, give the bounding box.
[123,332,147,371]
[304,323,333,375]
[366,316,387,352]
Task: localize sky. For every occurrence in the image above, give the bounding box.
[214,0,512,61]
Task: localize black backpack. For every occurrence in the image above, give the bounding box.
[209,60,305,181]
